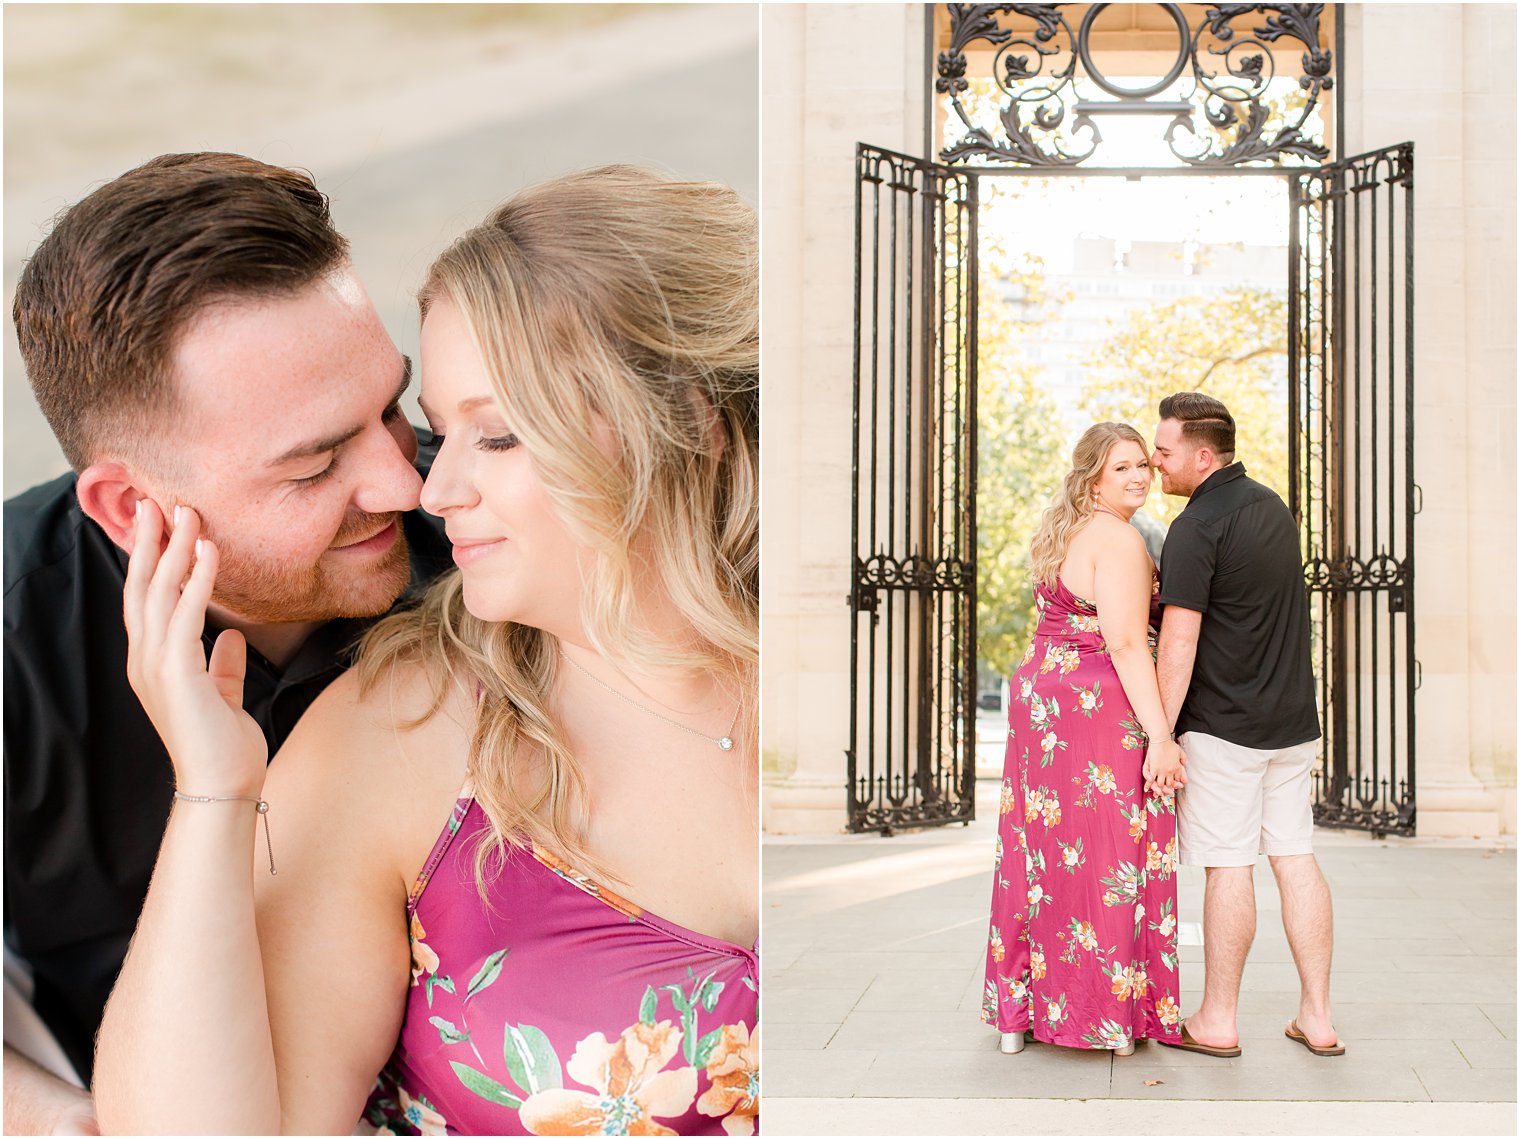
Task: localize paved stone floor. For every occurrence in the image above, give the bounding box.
[763,781,1516,1136]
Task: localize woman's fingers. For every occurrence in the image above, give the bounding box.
[142,505,201,648]
[166,532,217,661]
[207,628,247,710]
[123,498,164,643]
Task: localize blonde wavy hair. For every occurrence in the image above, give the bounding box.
[356,165,758,885]
[1028,422,1149,589]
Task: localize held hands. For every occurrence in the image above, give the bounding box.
[123,501,268,798]
[1142,737,1188,797]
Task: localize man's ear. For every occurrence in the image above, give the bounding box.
[75,461,156,552]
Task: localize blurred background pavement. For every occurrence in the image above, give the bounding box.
[4,3,759,491]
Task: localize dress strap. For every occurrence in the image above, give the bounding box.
[407,791,476,912]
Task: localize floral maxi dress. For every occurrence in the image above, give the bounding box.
[981,576,1183,1050]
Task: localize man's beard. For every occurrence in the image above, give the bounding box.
[205,512,413,625]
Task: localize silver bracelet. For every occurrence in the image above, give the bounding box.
[173,792,277,876]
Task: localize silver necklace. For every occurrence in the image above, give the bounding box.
[561,651,740,752]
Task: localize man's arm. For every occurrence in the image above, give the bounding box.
[1156,604,1202,732]
[3,1047,97,1136]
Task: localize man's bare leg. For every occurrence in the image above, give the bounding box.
[1186,864,1256,1047]
[1269,852,1336,1045]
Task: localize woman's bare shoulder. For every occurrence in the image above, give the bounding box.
[266,659,473,818]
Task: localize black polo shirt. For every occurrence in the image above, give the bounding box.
[3,439,451,1085]
[1157,463,1321,750]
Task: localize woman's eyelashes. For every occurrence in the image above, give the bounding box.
[427,426,520,453]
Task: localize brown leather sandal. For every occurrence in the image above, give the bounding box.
[1157,1021,1242,1058]
[1285,1019,1345,1056]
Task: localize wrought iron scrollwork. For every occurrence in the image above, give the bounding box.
[938,3,1335,168]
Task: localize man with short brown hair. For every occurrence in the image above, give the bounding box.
[4,153,450,1131]
[1150,391,1341,1060]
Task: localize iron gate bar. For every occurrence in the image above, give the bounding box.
[849,145,979,834]
[1289,144,1417,836]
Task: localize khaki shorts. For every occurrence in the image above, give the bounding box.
[1176,731,1320,867]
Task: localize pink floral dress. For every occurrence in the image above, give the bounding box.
[366,797,758,1136]
[981,575,1182,1050]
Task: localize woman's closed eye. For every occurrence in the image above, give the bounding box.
[427,428,520,453]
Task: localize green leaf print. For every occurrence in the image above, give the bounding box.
[425,973,456,1009]
[465,948,510,1001]
[662,983,691,1014]
[640,985,658,1025]
[503,1024,563,1095]
[429,1015,470,1046]
[700,979,726,1013]
[681,1006,700,1065]
[449,1061,523,1108]
[694,1025,726,1068]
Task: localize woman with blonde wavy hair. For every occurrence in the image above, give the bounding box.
[96,166,758,1136]
[979,422,1185,1060]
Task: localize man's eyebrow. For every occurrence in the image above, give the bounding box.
[268,357,413,468]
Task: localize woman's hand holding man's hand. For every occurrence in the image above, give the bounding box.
[123,501,268,798]
[1143,738,1188,797]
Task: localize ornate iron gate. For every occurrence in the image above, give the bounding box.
[847,145,978,833]
[1290,143,1417,835]
[848,4,1418,836]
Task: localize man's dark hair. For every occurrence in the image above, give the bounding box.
[13,152,349,470]
[1159,391,1236,463]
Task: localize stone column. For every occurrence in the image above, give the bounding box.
[1340,4,1516,835]
[762,3,930,832]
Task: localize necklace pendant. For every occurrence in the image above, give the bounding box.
[717,736,734,751]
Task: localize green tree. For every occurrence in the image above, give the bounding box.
[975,197,1070,677]
[1079,285,1288,525]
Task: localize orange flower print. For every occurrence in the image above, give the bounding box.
[990,927,1006,962]
[1059,646,1081,675]
[1072,920,1098,953]
[1006,976,1028,1003]
[519,1021,697,1137]
[1161,837,1179,876]
[999,778,1017,815]
[1019,675,1035,703]
[1090,765,1117,795]
[1124,804,1146,842]
[1157,996,1181,1027]
[409,914,439,987]
[1109,968,1133,1000]
[1040,643,1065,674]
[1145,841,1164,873]
[1020,641,1035,667]
[1044,994,1068,1026]
[696,1023,759,1136]
[1025,788,1045,823]
[1040,792,1062,828]
[1030,947,1047,981]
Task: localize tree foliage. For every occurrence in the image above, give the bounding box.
[1079,284,1288,525]
[975,206,1069,678]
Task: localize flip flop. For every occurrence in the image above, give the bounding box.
[1157,1021,1242,1058]
[1285,1020,1345,1056]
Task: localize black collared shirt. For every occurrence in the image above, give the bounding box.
[3,442,451,1084]
[1157,463,1321,750]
